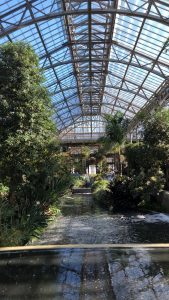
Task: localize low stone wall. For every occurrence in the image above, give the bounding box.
[160,191,169,212]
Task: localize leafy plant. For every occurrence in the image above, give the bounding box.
[98,112,129,175]
[125,109,169,209]
[0,42,72,246]
[144,109,169,147]
[105,112,128,145]
[129,167,165,207]
[92,177,112,208]
[73,176,86,188]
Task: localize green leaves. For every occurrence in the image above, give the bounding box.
[124,109,169,208]
[105,112,128,145]
[144,109,169,146]
[0,42,55,179]
[0,42,72,246]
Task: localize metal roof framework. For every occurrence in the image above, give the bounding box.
[0,0,169,142]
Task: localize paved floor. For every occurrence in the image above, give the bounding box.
[27,193,169,299]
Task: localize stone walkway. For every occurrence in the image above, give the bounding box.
[107,249,169,300]
[30,193,169,299]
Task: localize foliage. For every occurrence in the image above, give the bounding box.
[143,109,169,146]
[97,112,128,156]
[125,143,168,174]
[128,167,165,206]
[97,136,113,155]
[73,157,85,174]
[0,201,61,246]
[92,176,112,208]
[0,183,9,198]
[91,175,137,212]
[110,175,137,212]
[80,146,91,173]
[73,176,87,188]
[92,177,110,194]
[81,146,90,158]
[124,109,169,209]
[110,171,165,212]
[126,109,169,172]
[0,42,71,246]
[97,112,129,175]
[97,157,109,174]
[105,112,128,145]
[94,109,169,212]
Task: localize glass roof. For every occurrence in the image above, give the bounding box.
[0,0,169,142]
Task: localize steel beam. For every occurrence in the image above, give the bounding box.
[52,84,148,100]
[1,0,169,142]
[43,58,165,78]
[1,8,169,38]
[128,80,169,132]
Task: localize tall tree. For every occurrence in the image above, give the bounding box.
[105,112,128,145]
[144,109,169,147]
[0,42,74,245]
[0,42,56,201]
[99,112,128,175]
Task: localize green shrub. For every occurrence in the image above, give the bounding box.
[129,167,165,207]
[0,42,72,246]
[73,176,86,188]
[110,176,137,212]
[124,109,169,209]
[92,178,112,208]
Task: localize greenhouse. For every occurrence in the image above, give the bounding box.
[0,0,169,299]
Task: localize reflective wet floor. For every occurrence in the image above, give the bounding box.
[0,247,169,299]
[34,194,169,245]
[2,193,169,299]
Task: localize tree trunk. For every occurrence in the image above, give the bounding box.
[118,147,122,176]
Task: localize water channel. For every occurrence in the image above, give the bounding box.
[35,193,169,245]
[1,193,169,299]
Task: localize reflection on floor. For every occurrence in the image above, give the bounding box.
[0,247,169,300]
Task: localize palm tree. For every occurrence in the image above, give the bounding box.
[81,146,90,173]
[100,112,128,175]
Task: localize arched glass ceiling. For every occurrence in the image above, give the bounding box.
[0,0,169,142]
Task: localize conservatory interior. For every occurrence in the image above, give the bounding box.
[0,0,169,299]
